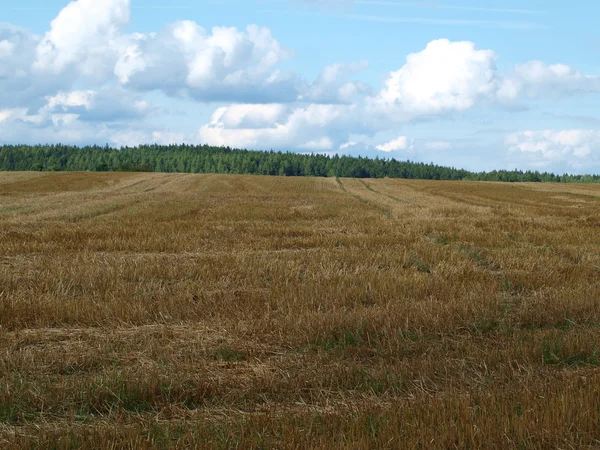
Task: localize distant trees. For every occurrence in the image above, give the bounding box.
[0,143,598,183]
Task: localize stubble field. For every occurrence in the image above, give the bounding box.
[1,171,600,449]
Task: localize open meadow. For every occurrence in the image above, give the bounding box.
[1,171,600,449]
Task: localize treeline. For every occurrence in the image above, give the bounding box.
[1,144,599,183]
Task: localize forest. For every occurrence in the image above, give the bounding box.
[1,143,599,183]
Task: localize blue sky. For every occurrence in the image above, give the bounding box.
[2,0,600,173]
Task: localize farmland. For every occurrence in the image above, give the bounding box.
[1,171,600,449]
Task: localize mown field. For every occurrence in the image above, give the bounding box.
[1,171,600,449]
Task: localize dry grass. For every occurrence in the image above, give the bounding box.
[1,172,600,449]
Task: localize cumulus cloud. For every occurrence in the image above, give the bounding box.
[115,22,299,103]
[200,104,289,130]
[0,105,181,148]
[376,136,409,152]
[0,86,156,147]
[194,39,506,152]
[3,0,301,105]
[0,25,38,76]
[195,36,600,153]
[300,61,370,103]
[0,110,104,144]
[0,25,56,109]
[506,129,600,167]
[497,61,600,102]
[0,109,30,124]
[198,103,363,150]
[300,137,334,150]
[29,88,152,124]
[0,40,15,58]
[34,0,130,80]
[42,90,96,113]
[340,141,357,150]
[367,39,498,119]
[366,39,600,122]
[195,39,501,152]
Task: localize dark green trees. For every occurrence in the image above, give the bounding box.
[0,144,598,183]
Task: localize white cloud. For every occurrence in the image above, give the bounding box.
[51,113,80,127]
[0,86,157,147]
[115,22,298,102]
[0,107,183,148]
[376,136,409,152]
[0,25,38,73]
[198,103,362,150]
[210,104,290,129]
[0,25,53,109]
[363,40,600,126]
[3,0,301,105]
[340,141,357,150]
[299,137,334,150]
[194,36,600,154]
[34,0,130,79]
[0,109,29,124]
[32,88,153,124]
[43,90,96,113]
[74,87,155,122]
[300,61,370,103]
[0,110,105,144]
[194,39,507,152]
[368,39,497,119]
[497,61,600,102]
[506,130,600,166]
[0,40,16,58]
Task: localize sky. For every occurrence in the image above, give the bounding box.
[1,0,600,173]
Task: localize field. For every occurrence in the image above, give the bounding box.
[1,171,600,449]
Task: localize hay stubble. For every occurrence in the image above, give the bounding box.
[1,172,600,448]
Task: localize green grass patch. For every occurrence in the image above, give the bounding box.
[435,235,450,245]
[0,205,25,215]
[458,244,500,271]
[212,346,247,362]
[541,338,600,367]
[359,180,375,192]
[410,253,431,274]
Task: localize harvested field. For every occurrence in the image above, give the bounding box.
[1,171,600,449]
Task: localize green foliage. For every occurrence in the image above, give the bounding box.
[2,143,597,182]
[212,346,246,362]
[434,235,450,245]
[0,205,25,215]
[320,328,364,352]
[541,338,600,367]
[410,253,432,274]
